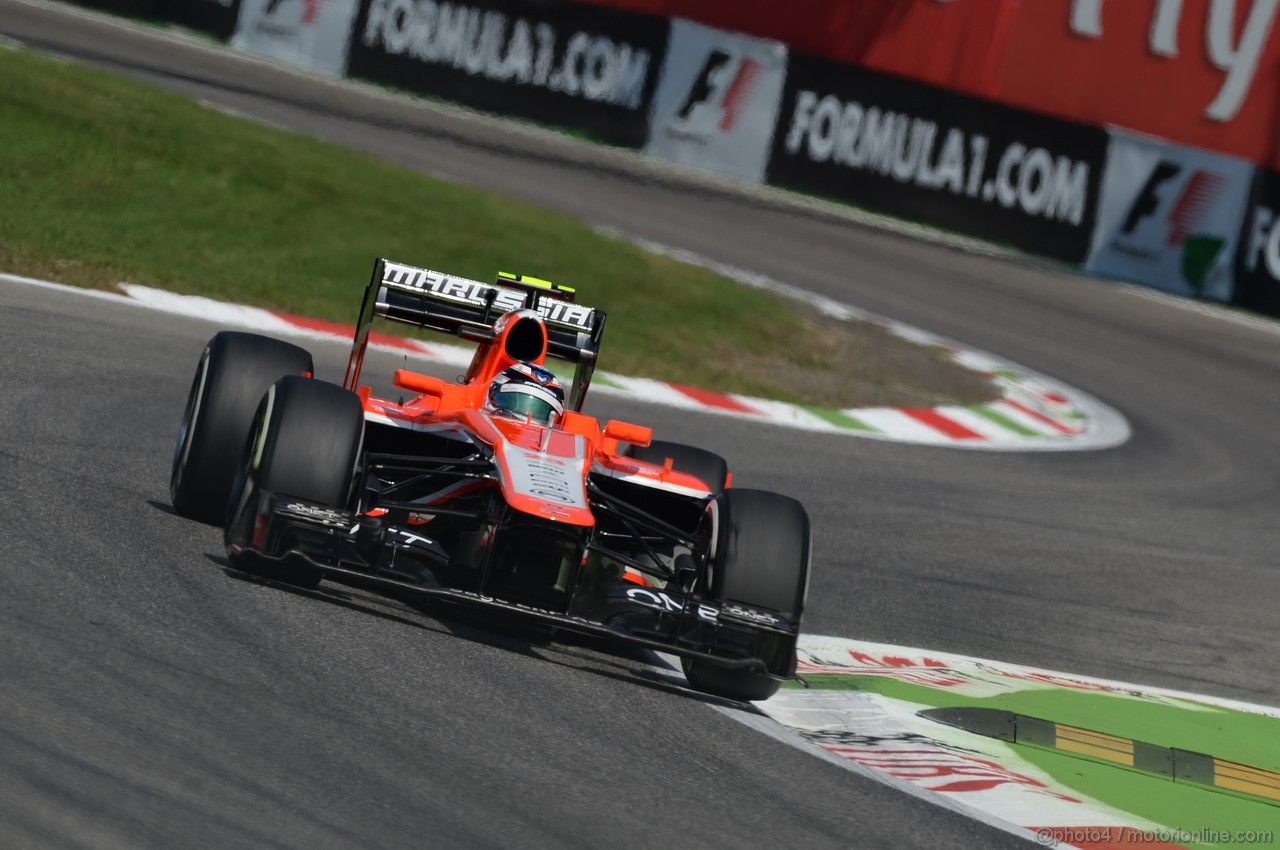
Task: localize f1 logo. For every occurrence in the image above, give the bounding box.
[1121,161,1224,246]
[671,49,761,135]
[676,50,732,121]
[265,0,322,23]
[1121,161,1180,234]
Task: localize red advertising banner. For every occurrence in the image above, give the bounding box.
[574,0,1009,97]
[578,0,1280,168]
[993,0,1280,170]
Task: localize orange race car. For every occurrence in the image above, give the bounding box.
[169,259,811,701]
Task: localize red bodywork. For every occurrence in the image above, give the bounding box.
[354,308,717,529]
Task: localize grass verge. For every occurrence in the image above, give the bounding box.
[798,673,1280,773]
[0,45,995,408]
[792,673,1280,848]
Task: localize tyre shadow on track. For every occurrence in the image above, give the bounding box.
[199,552,761,711]
[148,499,178,515]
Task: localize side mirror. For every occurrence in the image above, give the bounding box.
[394,370,446,396]
[603,419,652,448]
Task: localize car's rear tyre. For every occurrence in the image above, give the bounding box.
[625,440,729,496]
[171,332,313,525]
[683,489,810,702]
[225,375,364,588]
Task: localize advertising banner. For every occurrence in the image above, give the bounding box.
[766,53,1109,263]
[642,19,786,182]
[993,0,1280,171]
[581,1,1280,171]
[67,0,163,17]
[167,0,245,42]
[1234,168,1280,315]
[575,0,1013,101]
[231,0,361,76]
[69,0,242,39]
[347,0,669,148]
[1086,130,1254,302]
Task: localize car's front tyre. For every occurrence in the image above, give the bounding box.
[171,332,313,524]
[683,488,811,702]
[225,375,364,588]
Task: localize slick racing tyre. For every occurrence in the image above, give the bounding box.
[683,489,810,702]
[225,376,364,588]
[171,332,313,525]
[625,440,729,496]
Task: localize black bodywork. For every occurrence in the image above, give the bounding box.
[227,420,799,680]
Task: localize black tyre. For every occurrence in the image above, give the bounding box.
[225,375,364,587]
[683,488,811,702]
[625,440,729,496]
[171,332,313,524]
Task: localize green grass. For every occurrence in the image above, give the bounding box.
[1017,746,1280,850]
[798,673,1280,773]
[0,46,988,408]
[792,673,1280,846]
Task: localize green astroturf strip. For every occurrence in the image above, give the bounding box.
[967,405,1040,436]
[803,407,878,432]
[1015,746,1280,849]
[799,674,1280,775]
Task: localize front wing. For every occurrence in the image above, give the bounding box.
[228,492,801,680]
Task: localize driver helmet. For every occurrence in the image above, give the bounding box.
[485,363,565,425]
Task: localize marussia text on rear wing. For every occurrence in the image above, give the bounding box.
[344,258,607,411]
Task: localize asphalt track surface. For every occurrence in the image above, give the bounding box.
[2,2,1280,847]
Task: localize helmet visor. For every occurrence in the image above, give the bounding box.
[492,386,559,424]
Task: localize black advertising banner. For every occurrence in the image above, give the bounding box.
[348,0,669,148]
[767,53,1110,264]
[66,0,163,18]
[67,0,242,41]
[1234,168,1280,316]
[166,0,244,42]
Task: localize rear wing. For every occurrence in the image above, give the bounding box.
[343,259,607,411]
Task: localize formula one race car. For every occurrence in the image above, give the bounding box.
[170,259,810,701]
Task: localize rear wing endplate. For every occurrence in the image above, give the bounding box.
[343,259,607,411]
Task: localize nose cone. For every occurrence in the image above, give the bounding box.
[488,418,595,526]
